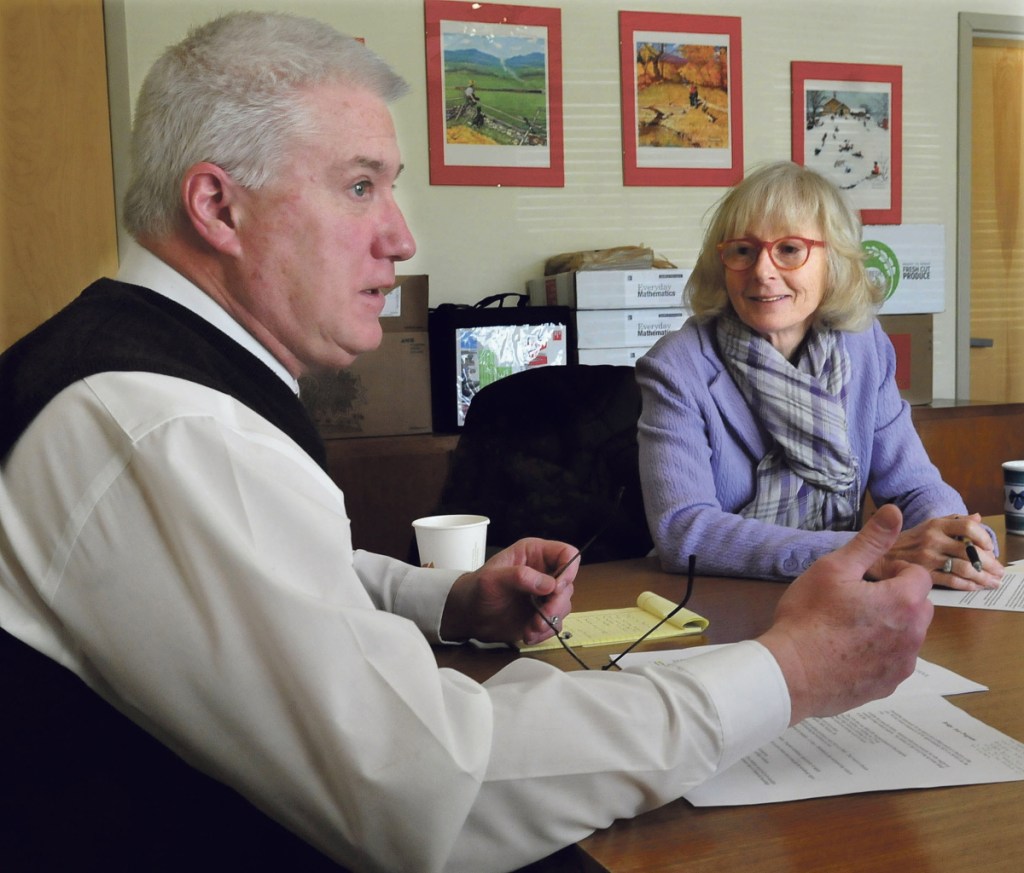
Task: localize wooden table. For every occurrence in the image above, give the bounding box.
[438,516,1024,873]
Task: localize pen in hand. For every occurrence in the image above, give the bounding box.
[960,537,982,572]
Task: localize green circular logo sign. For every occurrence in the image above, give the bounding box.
[862,239,900,301]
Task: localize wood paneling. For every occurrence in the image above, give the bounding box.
[911,400,1024,516]
[0,0,117,350]
[325,434,459,560]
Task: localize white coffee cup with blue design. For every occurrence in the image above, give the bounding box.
[1003,461,1024,536]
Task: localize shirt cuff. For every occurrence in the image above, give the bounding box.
[672,639,792,770]
[392,565,462,644]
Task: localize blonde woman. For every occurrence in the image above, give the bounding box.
[638,161,1001,589]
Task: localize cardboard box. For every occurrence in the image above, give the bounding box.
[301,331,433,438]
[575,269,689,309]
[380,274,429,332]
[527,269,690,310]
[577,346,657,366]
[878,314,933,405]
[576,308,686,349]
[526,272,574,307]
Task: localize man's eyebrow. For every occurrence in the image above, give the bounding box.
[353,157,405,180]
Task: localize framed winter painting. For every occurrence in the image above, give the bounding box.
[424,0,564,187]
[791,61,902,224]
[619,11,743,186]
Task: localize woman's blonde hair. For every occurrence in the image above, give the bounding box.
[686,161,882,331]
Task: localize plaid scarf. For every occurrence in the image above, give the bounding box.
[716,314,859,531]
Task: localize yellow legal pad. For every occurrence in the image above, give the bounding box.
[519,591,709,652]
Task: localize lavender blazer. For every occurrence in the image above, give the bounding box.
[636,317,969,580]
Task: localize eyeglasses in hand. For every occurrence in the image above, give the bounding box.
[533,552,697,672]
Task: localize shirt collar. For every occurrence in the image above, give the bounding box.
[116,241,300,394]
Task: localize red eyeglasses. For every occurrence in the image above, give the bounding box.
[716,236,825,271]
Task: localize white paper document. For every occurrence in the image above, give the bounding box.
[683,695,1024,807]
[929,569,1024,611]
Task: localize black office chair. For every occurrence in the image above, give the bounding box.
[433,364,653,563]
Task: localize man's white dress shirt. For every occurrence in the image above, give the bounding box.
[0,246,790,873]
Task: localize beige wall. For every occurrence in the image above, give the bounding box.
[105,0,1024,399]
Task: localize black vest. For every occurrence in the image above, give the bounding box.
[0,278,326,466]
[0,280,343,870]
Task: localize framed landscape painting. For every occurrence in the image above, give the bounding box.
[619,11,743,186]
[791,61,902,224]
[424,0,564,186]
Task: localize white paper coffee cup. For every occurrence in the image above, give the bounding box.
[412,514,489,570]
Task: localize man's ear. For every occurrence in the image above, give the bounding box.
[181,162,243,256]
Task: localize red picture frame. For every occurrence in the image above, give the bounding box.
[791,61,903,224]
[618,11,743,187]
[424,0,564,187]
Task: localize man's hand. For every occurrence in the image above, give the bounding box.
[440,538,578,645]
[758,504,934,725]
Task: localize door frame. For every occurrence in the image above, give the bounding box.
[956,12,1024,399]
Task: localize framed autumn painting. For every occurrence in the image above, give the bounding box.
[791,61,902,224]
[619,11,743,186]
[424,0,564,186]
